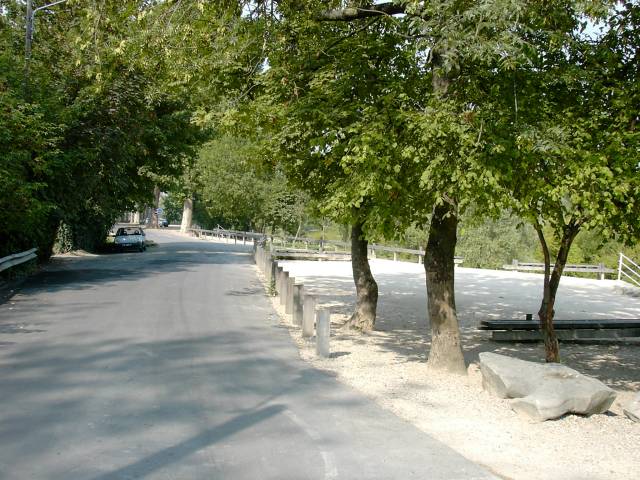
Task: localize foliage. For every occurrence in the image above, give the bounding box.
[0,0,206,257]
[456,211,539,269]
[193,135,309,233]
[161,193,184,225]
[260,4,425,236]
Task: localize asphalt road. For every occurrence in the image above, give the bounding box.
[0,230,495,479]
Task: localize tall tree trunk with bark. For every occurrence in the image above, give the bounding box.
[180,197,193,233]
[424,203,466,374]
[150,185,161,228]
[345,218,379,331]
[535,222,580,362]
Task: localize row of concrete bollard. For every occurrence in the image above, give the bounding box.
[254,242,330,357]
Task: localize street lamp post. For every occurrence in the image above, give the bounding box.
[24,0,69,99]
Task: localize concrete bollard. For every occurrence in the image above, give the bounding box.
[302,294,316,337]
[285,277,295,314]
[265,256,273,284]
[270,262,278,290]
[276,267,283,299]
[316,309,330,357]
[276,266,284,298]
[292,284,304,326]
[264,253,272,278]
[280,271,289,306]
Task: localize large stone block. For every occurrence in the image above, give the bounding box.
[479,352,616,422]
[623,393,640,423]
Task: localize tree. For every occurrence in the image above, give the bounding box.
[260,2,434,331]
[301,0,548,372]
[192,135,309,233]
[0,0,204,256]
[488,3,640,361]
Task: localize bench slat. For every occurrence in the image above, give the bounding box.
[480,319,640,330]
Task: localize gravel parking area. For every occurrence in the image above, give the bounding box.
[269,259,640,480]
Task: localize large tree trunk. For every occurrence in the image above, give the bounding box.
[424,203,466,374]
[150,185,161,228]
[535,222,580,363]
[180,197,193,233]
[344,218,378,332]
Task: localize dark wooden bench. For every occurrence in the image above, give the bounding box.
[479,319,640,342]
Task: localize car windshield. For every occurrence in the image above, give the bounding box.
[116,228,141,236]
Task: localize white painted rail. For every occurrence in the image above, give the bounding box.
[618,253,640,288]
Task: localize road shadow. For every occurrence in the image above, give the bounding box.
[0,240,255,303]
[0,330,364,478]
[89,404,286,480]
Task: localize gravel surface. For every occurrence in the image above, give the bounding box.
[267,259,640,480]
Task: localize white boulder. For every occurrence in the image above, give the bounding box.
[623,393,640,423]
[479,352,616,422]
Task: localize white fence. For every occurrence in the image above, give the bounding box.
[0,248,38,273]
[618,253,640,288]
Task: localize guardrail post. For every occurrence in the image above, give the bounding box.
[418,248,424,264]
[275,265,283,297]
[293,284,304,326]
[302,294,316,337]
[270,261,277,292]
[316,309,330,358]
[598,263,605,281]
[393,252,397,262]
[286,277,295,314]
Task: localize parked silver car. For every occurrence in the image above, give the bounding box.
[114,227,146,252]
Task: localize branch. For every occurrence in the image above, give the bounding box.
[318,3,406,21]
[322,17,382,55]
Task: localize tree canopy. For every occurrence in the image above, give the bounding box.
[2,0,639,367]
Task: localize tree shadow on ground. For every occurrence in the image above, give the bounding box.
[0,240,255,302]
[0,330,362,479]
[280,260,640,391]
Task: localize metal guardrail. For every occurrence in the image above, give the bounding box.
[618,253,640,288]
[187,227,465,265]
[188,227,263,246]
[0,248,38,273]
